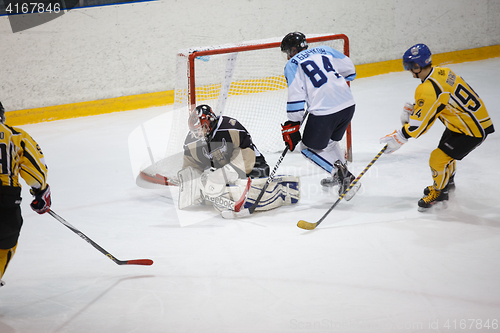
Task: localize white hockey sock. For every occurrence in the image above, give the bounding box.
[300,140,345,175]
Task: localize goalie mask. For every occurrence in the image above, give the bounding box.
[281,32,308,58]
[189,104,217,139]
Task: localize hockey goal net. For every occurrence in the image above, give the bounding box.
[139,33,352,185]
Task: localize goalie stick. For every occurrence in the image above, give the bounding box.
[48,210,154,266]
[222,112,309,219]
[221,148,288,218]
[139,170,178,186]
[234,177,252,212]
[297,145,388,230]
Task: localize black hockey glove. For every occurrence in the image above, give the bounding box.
[30,185,52,214]
[281,120,301,151]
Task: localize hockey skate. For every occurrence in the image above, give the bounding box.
[418,187,449,212]
[320,173,340,189]
[423,174,455,196]
[334,160,361,201]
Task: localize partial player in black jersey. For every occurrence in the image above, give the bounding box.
[177,104,300,214]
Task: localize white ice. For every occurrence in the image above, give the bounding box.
[1,59,499,333]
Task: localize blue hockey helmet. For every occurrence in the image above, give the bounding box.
[403,44,432,71]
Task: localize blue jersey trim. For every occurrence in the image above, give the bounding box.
[345,73,357,81]
[301,148,334,173]
[287,100,306,112]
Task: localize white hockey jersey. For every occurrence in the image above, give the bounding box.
[284,45,356,122]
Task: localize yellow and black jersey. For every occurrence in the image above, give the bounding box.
[0,123,48,190]
[403,66,494,139]
[182,116,262,177]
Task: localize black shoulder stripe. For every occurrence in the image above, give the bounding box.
[429,78,442,97]
[5,124,21,135]
[413,104,446,138]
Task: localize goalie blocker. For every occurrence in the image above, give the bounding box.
[178,166,300,214]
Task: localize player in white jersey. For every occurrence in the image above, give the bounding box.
[280,32,360,200]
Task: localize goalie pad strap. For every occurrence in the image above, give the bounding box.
[240,175,300,211]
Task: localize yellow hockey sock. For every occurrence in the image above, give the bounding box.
[429,148,456,190]
[0,244,17,279]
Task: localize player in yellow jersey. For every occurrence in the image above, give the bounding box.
[380,44,494,211]
[0,102,51,287]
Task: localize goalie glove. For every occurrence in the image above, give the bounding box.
[200,164,240,196]
[204,164,239,185]
[380,129,408,154]
[281,120,301,151]
[30,185,51,214]
[401,102,414,125]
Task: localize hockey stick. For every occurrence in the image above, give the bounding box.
[234,177,252,212]
[220,147,289,219]
[48,210,154,266]
[297,145,388,230]
[222,112,309,219]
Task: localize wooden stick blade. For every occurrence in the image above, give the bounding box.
[297,220,318,230]
[220,208,251,219]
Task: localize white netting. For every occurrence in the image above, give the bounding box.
[144,34,350,183]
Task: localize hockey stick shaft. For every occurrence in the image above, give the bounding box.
[247,111,309,214]
[48,210,153,266]
[297,145,388,230]
[221,112,308,219]
[248,146,288,214]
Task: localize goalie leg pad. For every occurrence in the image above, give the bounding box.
[204,190,236,212]
[241,175,300,211]
[177,167,202,209]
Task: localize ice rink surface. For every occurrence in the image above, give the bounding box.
[1,59,499,333]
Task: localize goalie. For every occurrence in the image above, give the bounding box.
[178,104,300,214]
